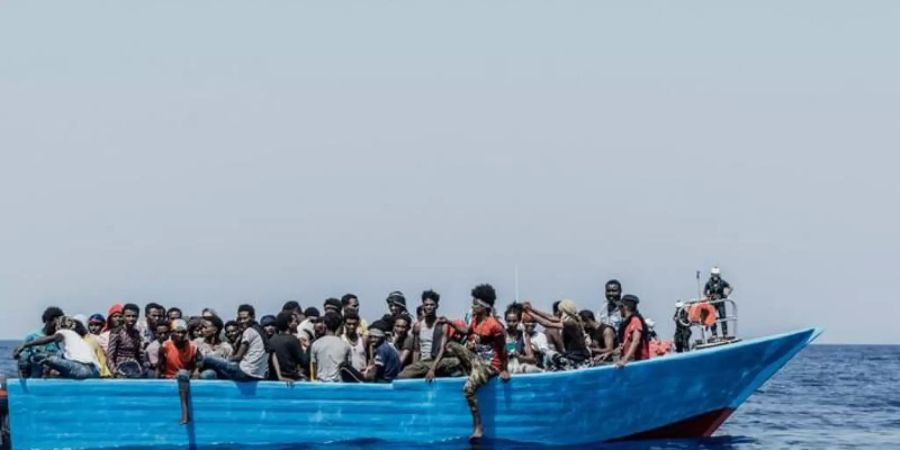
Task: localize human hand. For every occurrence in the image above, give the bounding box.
[12,346,23,359]
[615,359,627,369]
[425,369,436,383]
[499,370,511,382]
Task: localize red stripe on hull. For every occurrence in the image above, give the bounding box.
[611,408,735,441]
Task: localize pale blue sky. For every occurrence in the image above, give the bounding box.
[1,1,897,343]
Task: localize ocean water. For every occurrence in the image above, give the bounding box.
[1,342,898,449]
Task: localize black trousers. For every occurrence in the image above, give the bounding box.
[710,302,728,336]
[674,325,691,352]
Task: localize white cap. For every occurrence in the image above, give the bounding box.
[675,301,684,308]
[711,266,721,275]
[646,318,656,328]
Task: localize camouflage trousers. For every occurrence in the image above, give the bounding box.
[445,341,497,398]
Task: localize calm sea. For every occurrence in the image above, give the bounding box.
[1,341,898,449]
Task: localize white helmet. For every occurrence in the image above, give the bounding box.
[711,266,721,275]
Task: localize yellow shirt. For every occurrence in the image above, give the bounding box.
[83,334,112,378]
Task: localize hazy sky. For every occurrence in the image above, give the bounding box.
[1,1,897,343]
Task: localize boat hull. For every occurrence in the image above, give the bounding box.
[8,327,820,449]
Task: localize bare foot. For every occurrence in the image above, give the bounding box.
[469,426,483,442]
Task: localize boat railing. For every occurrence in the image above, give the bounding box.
[676,298,738,350]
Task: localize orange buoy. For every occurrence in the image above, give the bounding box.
[688,303,718,326]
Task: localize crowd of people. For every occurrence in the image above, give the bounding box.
[12,272,733,439]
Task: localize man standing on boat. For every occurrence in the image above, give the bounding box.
[704,266,734,338]
[616,295,650,368]
[602,279,624,332]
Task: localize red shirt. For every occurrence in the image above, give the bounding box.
[161,340,198,379]
[468,316,505,372]
[621,316,650,362]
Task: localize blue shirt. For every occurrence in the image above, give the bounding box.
[373,341,401,382]
[23,328,61,356]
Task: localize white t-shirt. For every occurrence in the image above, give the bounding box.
[56,329,100,368]
[527,331,551,354]
[310,335,351,382]
[238,327,268,379]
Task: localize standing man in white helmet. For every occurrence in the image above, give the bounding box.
[704,266,734,338]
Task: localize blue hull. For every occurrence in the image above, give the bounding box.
[8,328,820,449]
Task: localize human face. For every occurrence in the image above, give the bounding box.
[109,312,123,329]
[263,325,276,338]
[393,318,409,339]
[156,326,170,343]
[167,310,182,321]
[505,313,520,332]
[289,316,299,333]
[367,333,382,348]
[54,317,71,332]
[123,310,138,328]
[201,320,218,339]
[344,298,360,314]
[344,318,359,336]
[422,299,437,318]
[523,318,536,335]
[147,308,163,327]
[237,311,253,328]
[471,300,486,318]
[225,325,241,343]
[314,320,326,338]
[605,285,621,303]
[88,322,103,335]
[388,303,403,316]
[171,328,187,345]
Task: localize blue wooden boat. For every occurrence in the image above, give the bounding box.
[7,327,820,449]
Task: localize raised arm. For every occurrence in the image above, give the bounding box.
[523,306,562,329]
